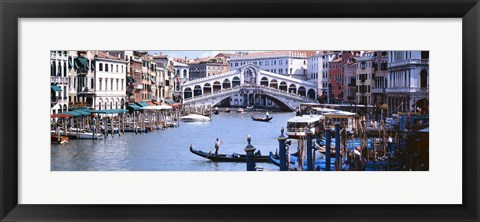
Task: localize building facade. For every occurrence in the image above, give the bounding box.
[306,52,324,99]
[320,52,337,103]
[50,51,69,114]
[68,51,96,109]
[355,54,375,105]
[189,58,229,80]
[386,51,429,116]
[372,51,389,105]
[229,51,311,80]
[93,51,128,110]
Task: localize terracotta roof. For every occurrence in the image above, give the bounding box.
[96,51,124,61]
[153,55,168,59]
[331,58,342,63]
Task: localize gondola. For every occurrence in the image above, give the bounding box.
[251,116,273,122]
[189,145,270,162]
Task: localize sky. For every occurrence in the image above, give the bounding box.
[148,51,237,60]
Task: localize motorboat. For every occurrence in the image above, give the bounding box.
[179,114,211,122]
[286,115,321,139]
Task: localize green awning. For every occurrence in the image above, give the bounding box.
[128,77,136,83]
[68,56,73,69]
[51,85,62,92]
[75,57,89,68]
[60,110,90,117]
[150,77,156,84]
[127,104,141,111]
[136,101,150,107]
[89,109,128,114]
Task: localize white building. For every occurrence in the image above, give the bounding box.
[50,51,69,114]
[306,52,325,96]
[229,51,309,80]
[172,60,189,92]
[68,51,96,109]
[386,51,429,116]
[93,51,128,110]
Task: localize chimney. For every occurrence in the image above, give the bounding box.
[106,51,109,57]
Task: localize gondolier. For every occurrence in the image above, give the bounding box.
[214,138,223,155]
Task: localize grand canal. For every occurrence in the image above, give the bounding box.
[51,111,296,171]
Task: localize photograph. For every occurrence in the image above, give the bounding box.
[50,50,429,171]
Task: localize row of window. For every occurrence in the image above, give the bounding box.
[98,63,124,73]
[98,78,124,91]
[231,59,305,68]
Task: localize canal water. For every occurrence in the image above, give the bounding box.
[51,111,297,171]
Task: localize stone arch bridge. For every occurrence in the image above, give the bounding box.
[181,65,318,111]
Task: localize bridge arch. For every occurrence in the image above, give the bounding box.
[194,85,202,96]
[289,84,297,94]
[279,81,288,91]
[203,83,212,95]
[308,89,316,99]
[184,87,192,99]
[222,79,231,89]
[260,77,269,86]
[213,81,222,92]
[270,79,278,89]
[298,86,306,97]
[232,76,241,87]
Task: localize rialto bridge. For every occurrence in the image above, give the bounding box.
[181,65,318,111]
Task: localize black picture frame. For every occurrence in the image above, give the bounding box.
[1,0,478,221]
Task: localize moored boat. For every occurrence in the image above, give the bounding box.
[237,108,244,113]
[189,145,269,162]
[51,134,69,144]
[225,108,230,113]
[286,115,320,139]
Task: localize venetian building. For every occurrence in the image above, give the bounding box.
[173,60,189,101]
[386,51,429,116]
[320,52,336,103]
[372,51,389,106]
[93,51,128,110]
[306,51,324,100]
[125,51,143,103]
[355,52,376,106]
[50,50,69,114]
[229,51,311,80]
[67,50,96,109]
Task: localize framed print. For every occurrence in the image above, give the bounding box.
[1,0,479,221]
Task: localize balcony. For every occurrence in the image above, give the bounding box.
[77,87,94,95]
[388,59,429,69]
[372,88,385,93]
